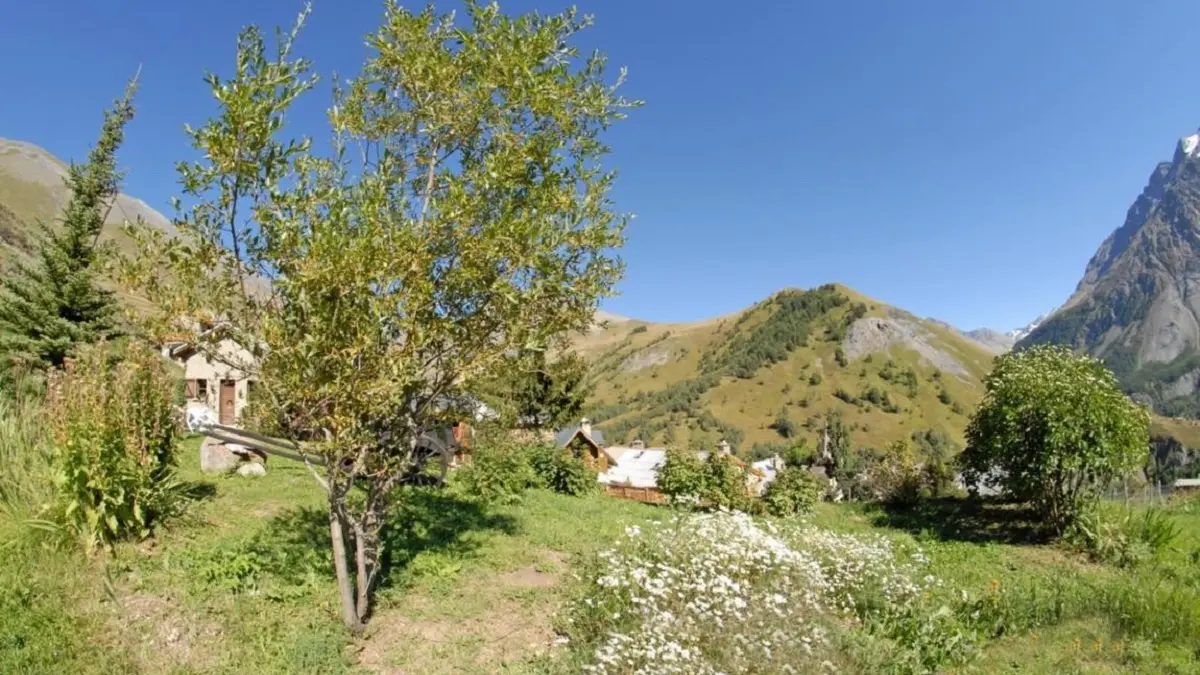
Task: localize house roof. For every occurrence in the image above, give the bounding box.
[751,457,784,485]
[555,425,604,448]
[598,448,667,489]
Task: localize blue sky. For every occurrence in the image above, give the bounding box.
[3,0,1199,331]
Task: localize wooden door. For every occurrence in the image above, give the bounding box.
[219,380,237,425]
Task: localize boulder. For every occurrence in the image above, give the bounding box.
[237,462,267,478]
[200,437,241,473]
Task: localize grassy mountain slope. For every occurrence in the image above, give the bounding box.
[575,284,998,453]
[0,137,176,270]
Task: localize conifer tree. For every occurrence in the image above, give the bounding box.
[0,76,138,370]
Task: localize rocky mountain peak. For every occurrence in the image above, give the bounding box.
[1020,127,1200,417]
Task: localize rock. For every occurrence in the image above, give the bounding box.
[236,462,267,477]
[200,437,241,473]
[842,315,969,377]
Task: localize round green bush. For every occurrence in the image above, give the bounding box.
[763,466,823,517]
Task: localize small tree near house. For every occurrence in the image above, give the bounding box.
[122,3,636,632]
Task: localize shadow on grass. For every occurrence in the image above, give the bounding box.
[246,488,518,589]
[866,496,1053,545]
[180,481,218,502]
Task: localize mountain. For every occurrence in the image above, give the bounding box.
[572,284,997,453]
[1006,313,1049,343]
[962,328,1014,354]
[1019,130,1200,418]
[0,137,176,269]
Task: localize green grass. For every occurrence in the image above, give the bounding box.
[0,434,662,674]
[3,432,1199,673]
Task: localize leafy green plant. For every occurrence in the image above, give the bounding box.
[962,345,1149,532]
[1065,504,1180,568]
[656,448,707,504]
[43,341,184,551]
[528,444,596,496]
[454,439,540,505]
[763,466,823,516]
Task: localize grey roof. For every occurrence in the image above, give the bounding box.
[555,425,604,448]
[599,448,667,488]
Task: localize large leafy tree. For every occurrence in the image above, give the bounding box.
[0,77,137,370]
[477,350,590,430]
[123,3,636,631]
[962,345,1149,532]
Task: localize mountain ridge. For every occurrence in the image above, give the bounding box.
[1019,129,1200,417]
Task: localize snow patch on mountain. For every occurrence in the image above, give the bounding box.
[1006,313,1049,342]
[1182,132,1200,157]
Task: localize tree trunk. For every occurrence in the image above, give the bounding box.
[329,503,364,633]
[352,520,371,623]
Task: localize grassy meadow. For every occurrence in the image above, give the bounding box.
[2,428,1198,673]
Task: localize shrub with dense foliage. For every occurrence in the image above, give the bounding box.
[962,345,1149,532]
[763,466,823,516]
[657,449,754,511]
[43,341,183,551]
[530,444,597,496]
[453,438,541,505]
[456,439,596,503]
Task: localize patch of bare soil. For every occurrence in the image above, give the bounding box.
[112,593,221,672]
[358,550,569,674]
[621,344,671,372]
[358,598,556,674]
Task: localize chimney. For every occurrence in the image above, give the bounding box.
[717,439,731,456]
[580,418,592,438]
[631,439,645,450]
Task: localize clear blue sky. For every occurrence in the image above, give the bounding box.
[3,0,1199,331]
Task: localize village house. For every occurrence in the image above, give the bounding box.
[555,418,614,471]
[168,334,259,427]
[552,421,776,504]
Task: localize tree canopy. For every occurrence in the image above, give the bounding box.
[122,2,636,631]
[476,350,590,431]
[961,344,1148,532]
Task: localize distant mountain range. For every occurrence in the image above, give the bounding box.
[1019,129,1200,418]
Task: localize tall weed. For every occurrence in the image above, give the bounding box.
[1065,503,1180,568]
[44,341,184,551]
[0,379,55,519]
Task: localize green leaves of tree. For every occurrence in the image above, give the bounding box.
[962,345,1149,532]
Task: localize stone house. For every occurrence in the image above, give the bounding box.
[168,335,259,426]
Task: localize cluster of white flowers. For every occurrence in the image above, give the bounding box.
[577,510,935,674]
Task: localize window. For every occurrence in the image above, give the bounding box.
[196,378,208,401]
